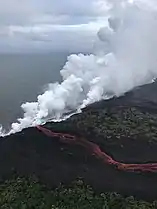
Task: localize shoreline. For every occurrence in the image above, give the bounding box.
[1,82,157,202]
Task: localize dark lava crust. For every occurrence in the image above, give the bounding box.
[1,82,157,200]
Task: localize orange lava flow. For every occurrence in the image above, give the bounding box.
[36,125,157,173]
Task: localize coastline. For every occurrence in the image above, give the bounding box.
[1,82,157,206]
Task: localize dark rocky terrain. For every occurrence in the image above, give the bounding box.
[1,81,157,201]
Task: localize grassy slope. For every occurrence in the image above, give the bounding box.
[46,106,157,142]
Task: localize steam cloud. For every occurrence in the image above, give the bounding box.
[1,0,157,136]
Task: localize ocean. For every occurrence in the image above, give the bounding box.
[0,52,69,129]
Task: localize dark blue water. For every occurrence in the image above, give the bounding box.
[0,52,68,129]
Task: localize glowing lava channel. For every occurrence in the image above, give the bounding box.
[37,125,157,173]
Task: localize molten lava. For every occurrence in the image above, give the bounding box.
[36,125,157,173]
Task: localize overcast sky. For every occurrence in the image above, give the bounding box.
[0,0,108,52]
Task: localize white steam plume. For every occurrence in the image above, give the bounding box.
[1,0,157,136]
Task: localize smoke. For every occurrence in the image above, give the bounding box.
[1,0,157,136]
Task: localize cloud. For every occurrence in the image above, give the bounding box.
[0,0,108,52]
[2,0,157,136]
[0,0,107,23]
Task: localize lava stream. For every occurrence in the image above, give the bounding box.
[36,125,157,173]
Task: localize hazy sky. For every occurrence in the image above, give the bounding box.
[0,0,108,52]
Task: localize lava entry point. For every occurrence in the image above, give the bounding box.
[1,81,157,200]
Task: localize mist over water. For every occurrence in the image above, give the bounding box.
[0,53,67,130]
[1,0,157,136]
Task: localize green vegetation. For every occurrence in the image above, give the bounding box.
[2,105,157,208]
[0,177,156,209]
[47,106,157,143]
